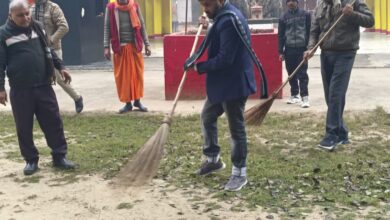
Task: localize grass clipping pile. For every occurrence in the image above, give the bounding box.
[114,123,169,187]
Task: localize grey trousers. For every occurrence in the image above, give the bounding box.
[320,51,356,140]
[54,49,81,101]
[201,97,248,168]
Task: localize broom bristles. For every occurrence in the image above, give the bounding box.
[244,97,275,125]
[115,123,170,187]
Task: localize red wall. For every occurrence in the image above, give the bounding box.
[164,33,282,100]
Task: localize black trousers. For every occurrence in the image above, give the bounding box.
[10,85,68,163]
[320,51,356,141]
[285,47,309,97]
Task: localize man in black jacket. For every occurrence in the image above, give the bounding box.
[0,0,75,175]
[278,0,311,108]
[304,0,374,151]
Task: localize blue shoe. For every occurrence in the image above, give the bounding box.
[133,100,148,112]
[318,135,340,151]
[119,103,132,114]
[339,137,350,145]
[53,157,75,170]
[24,162,39,175]
[196,159,225,176]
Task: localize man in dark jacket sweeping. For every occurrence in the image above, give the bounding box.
[304,0,374,150]
[0,0,75,175]
[185,0,267,191]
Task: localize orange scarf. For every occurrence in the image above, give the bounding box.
[115,0,140,29]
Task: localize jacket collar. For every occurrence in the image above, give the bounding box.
[288,7,299,14]
[6,19,33,35]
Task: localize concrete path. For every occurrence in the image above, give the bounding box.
[1,32,389,115]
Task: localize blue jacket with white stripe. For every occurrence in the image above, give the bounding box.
[196,3,256,103]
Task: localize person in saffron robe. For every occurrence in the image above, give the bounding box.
[104,0,151,113]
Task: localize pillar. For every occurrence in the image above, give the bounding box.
[374,0,381,32]
[387,0,390,34]
[381,0,387,33]
[364,0,375,32]
[138,0,172,36]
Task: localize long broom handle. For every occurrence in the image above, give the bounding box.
[167,19,205,119]
[273,0,356,97]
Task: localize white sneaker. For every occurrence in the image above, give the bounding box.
[287,95,301,104]
[301,96,310,108]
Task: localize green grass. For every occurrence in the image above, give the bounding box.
[0,108,389,218]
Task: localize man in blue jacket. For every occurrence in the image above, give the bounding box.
[185,0,265,191]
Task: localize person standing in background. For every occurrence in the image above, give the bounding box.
[31,0,84,113]
[278,0,311,108]
[104,0,151,113]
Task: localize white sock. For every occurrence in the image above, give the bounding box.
[207,155,220,163]
[232,166,246,177]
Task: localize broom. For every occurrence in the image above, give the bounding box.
[115,23,205,187]
[244,1,356,125]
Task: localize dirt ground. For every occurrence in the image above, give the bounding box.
[0,141,379,220]
[1,41,390,218]
[0,140,279,220]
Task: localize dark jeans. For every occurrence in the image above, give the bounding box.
[320,51,356,140]
[285,47,309,97]
[10,85,68,163]
[201,97,247,168]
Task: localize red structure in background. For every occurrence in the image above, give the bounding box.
[163,33,282,100]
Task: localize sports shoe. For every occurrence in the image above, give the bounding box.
[318,135,341,151]
[301,96,310,108]
[75,96,84,113]
[287,95,301,104]
[224,175,248,191]
[339,137,350,145]
[196,159,225,176]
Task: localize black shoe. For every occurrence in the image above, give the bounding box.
[318,135,341,151]
[23,162,39,176]
[196,159,226,176]
[53,158,75,170]
[75,96,84,113]
[119,103,132,114]
[133,101,148,112]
